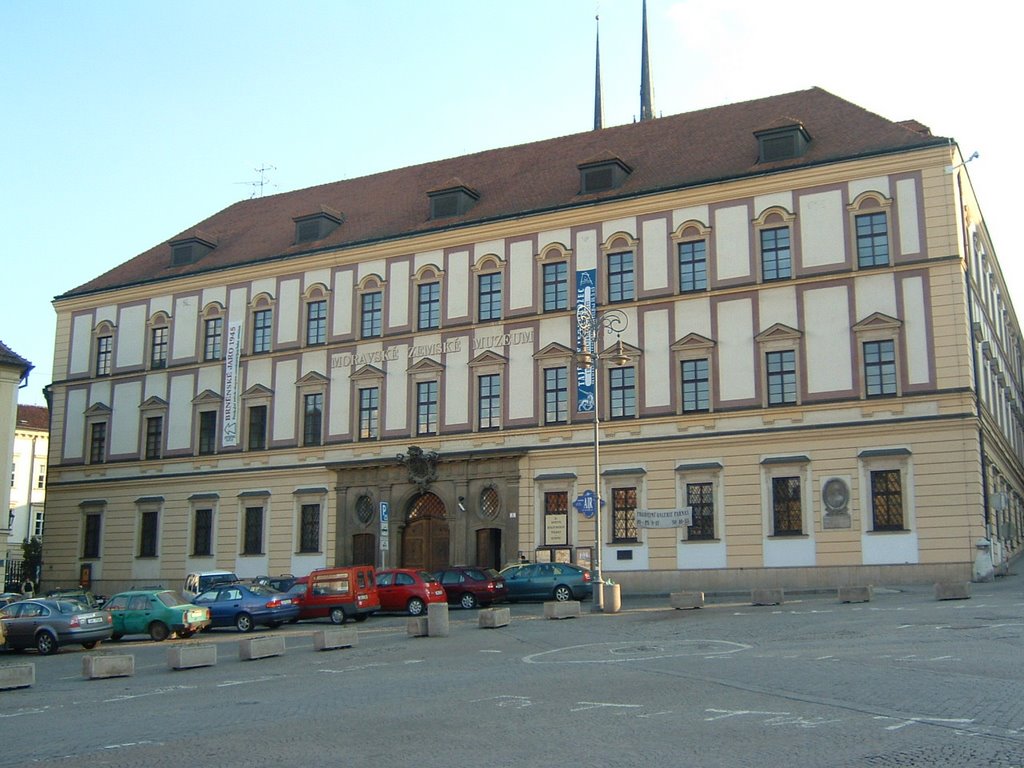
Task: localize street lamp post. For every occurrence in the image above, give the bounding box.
[576,305,629,612]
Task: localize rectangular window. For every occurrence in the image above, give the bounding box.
[361,292,382,338]
[247,405,267,451]
[303,393,323,446]
[864,340,897,397]
[766,350,797,406]
[416,381,438,435]
[300,503,321,553]
[96,335,112,376]
[856,212,889,268]
[89,422,107,464]
[681,359,709,413]
[761,227,792,281]
[772,476,803,535]
[150,327,168,369]
[307,300,327,345]
[609,366,636,418]
[253,309,273,353]
[686,482,715,540]
[611,486,638,543]
[243,506,264,555]
[144,416,163,460]
[679,241,708,292]
[139,510,158,557]
[198,410,217,455]
[544,367,568,424]
[478,374,501,430]
[418,283,440,330]
[359,387,379,439]
[83,513,102,558]
[870,469,904,531]
[204,318,223,361]
[478,272,502,322]
[193,508,213,556]
[32,506,44,537]
[608,251,635,302]
[36,464,45,490]
[542,262,568,312]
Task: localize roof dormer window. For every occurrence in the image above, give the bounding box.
[169,233,217,266]
[293,206,343,244]
[578,156,632,194]
[427,182,479,220]
[754,121,812,163]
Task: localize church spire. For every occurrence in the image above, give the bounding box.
[594,14,604,130]
[639,0,655,121]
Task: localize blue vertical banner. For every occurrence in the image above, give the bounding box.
[576,269,596,413]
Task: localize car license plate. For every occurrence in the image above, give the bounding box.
[87,616,103,624]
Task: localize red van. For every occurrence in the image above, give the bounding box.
[287,565,380,624]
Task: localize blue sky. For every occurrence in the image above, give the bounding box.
[2,0,1019,406]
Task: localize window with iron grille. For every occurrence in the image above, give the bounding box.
[679,240,708,292]
[608,251,634,303]
[248,405,267,451]
[766,350,797,406]
[544,367,568,424]
[303,393,323,446]
[686,482,715,540]
[150,327,168,369]
[478,272,502,321]
[545,491,568,546]
[761,226,792,281]
[96,335,112,376]
[253,309,272,353]
[361,292,382,338]
[681,358,709,413]
[359,387,379,439]
[145,416,163,460]
[198,410,217,455]
[543,262,568,311]
[417,381,438,435]
[771,476,803,535]
[612,486,638,542]
[418,283,440,330]
[478,374,501,430]
[204,318,223,361]
[609,366,636,418]
[480,486,500,520]
[139,510,158,557]
[89,422,107,464]
[299,503,321,552]
[306,300,327,345]
[870,469,904,530]
[243,506,264,555]
[193,508,212,556]
[356,494,374,525]
[856,212,889,268]
[83,512,102,558]
[864,340,897,397]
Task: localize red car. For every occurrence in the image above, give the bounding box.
[375,569,447,616]
[432,566,507,609]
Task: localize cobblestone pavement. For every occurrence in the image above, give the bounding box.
[2,573,1023,767]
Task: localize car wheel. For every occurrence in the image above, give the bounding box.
[330,607,347,625]
[149,621,170,642]
[235,613,254,632]
[36,631,58,655]
[460,592,478,610]
[553,585,573,602]
[81,641,99,650]
[407,598,426,616]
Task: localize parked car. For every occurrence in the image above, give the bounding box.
[433,566,507,609]
[287,565,380,624]
[254,574,297,592]
[375,568,447,616]
[0,598,113,655]
[192,583,299,632]
[499,562,594,602]
[0,592,23,607]
[183,570,239,601]
[104,589,211,641]
[45,588,106,608]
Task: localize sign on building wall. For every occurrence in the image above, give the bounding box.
[576,268,596,413]
[222,321,242,447]
[636,508,693,529]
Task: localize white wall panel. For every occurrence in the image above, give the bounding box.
[902,276,930,384]
[167,374,195,450]
[273,359,297,441]
[642,218,668,291]
[245,358,272,389]
[150,295,174,317]
[228,287,248,326]
[96,304,117,326]
[277,279,300,344]
[758,285,798,332]
[804,286,852,393]
[446,250,469,319]
[717,299,755,401]
[329,363,350,436]
[643,309,671,407]
[754,191,793,217]
[63,388,87,460]
[509,335,534,420]
[672,204,709,230]
[576,229,598,271]
[115,305,146,368]
[896,178,921,256]
[304,268,331,291]
[800,190,845,267]
[110,381,142,455]
[509,240,534,311]
[333,270,354,336]
[674,295,711,339]
[250,278,276,299]
[854,272,897,320]
[602,217,636,241]
[849,176,890,200]
[201,286,226,310]
[414,249,443,271]
[385,347,409,432]
[714,206,751,280]
[197,365,221,395]
[69,314,94,375]
[389,262,410,327]
[172,296,198,360]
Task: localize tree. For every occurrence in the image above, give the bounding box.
[21,536,42,587]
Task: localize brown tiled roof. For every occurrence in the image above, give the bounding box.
[17,404,48,431]
[0,340,33,375]
[62,87,947,298]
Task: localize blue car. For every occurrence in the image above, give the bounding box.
[192,583,300,632]
[499,562,594,602]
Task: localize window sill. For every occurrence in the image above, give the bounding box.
[681,537,720,544]
[866,529,911,535]
[767,533,809,539]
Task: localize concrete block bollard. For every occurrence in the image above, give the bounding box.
[83,654,134,679]
[427,602,450,637]
[935,582,971,601]
[751,588,785,606]
[544,601,582,619]
[313,627,359,651]
[478,607,511,628]
[238,635,285,660]
[838,586,873,603]
[670,591,705,610]
[407,616,429,637]
[0,663,35,690]
[167,643,217,670]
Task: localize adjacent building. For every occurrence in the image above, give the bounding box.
[0,341,35,590]
[40,87,1023,596]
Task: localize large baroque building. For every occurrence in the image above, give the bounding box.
[41,87,1023,595]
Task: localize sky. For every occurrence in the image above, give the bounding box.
[2,0,1020,407]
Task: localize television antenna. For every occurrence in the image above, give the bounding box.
[235,164,277,198]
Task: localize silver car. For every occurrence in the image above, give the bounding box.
[0,598,113,655]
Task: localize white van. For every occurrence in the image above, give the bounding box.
[183,570,238,600]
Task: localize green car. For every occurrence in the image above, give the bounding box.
[104,589,211,641]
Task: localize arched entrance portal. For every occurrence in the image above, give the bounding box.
[402,493,450,572]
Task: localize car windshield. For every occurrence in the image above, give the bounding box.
[482,568,501,579]
[417,571,438,583]
[56,601,87,614]
[156,591,183,607]
[246,584,277,597]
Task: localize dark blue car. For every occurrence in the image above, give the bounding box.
[499,562,594,602]
[192,583,300,632]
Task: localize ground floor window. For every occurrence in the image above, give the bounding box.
[870,469,904,530]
